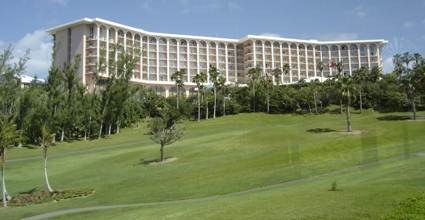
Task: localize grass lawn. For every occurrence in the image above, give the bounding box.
[0,111,424,219]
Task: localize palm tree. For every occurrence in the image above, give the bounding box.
[311,79,321,114]
[0,115,17,207]
[262,71,274,113]
[282,64,290,82]
[317,61,325,79]
[40,126,55,192]
[193,72,206,122]
[247,66,262,112]
[334,62,345,114]
[171,69,185,110]
[352,67,368,113]
[209,65,220,119]
[272,68,282,85]
[339,76,355,132]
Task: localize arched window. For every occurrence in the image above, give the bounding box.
[118,30,124,37]
[315,45,320,51]
[159,38,167,44]
[341,45,348,50]
[180,40,187,45]
[282,43,289,48]
[265,41,271,47]
[219,43,225,48]
[108,28,115,40]
[350,44,358,50]
[273,42,280,47]
[170,39,177,45]
[228,43,235,49]
[126,32,132,39]
[209,42,216,47]
[321,45,329,51]
[190,40,197,46]
[256,40,262,46]
[134,34,141,41]
[331,45,338,51]
[200,41,207,47]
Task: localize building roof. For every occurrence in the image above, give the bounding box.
[47,17,388,45]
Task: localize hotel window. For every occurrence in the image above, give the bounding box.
[89,26,94,39]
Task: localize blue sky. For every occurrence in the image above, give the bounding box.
[1,0,425,78]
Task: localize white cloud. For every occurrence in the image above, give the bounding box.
[2,30,53,79]
[259,33,281,38]
[348,5,367,18]
[316,33,359,41]
[403,21,414,28]
[49,0,68,6]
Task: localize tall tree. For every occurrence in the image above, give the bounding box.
[317,61,325,79]
[193,72,206,122]
[171,69,185,110]
[262,71,273,113]
[209,65,221,119]
[339,76,355,132]
[352,67,368,113]
[0,115,18,207]
[272,68,282,85]
[247,66,262,112]
[40,125,55,192]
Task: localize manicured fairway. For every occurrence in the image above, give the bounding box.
[1,111,424,219]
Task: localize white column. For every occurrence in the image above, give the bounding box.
[338,45,341,62]
[156,38,160,81]
[123,32,126,53]
[82,35,86,85]
[216,43,219,70]
[271,42,275,83]
[296,44,300,80]
[132,34,135,80]
[253,40,257,67]
[305,45,308,78]
[357,44,361,68]
[196,41,200,75]
[114,30,118,75]
[328,47,332,76]
[367,44,371,69]
[206,42,210,83]
[348,45,352,75]
[225,44,229,82]
[177,40,180,70]
[320,47,324,78]
[262,41,266,72]
[279,43,283,84]
[96,25,100,66]
[165,88,169,98]
[187,42,190,82]
[288,43,292,83]
[234,46,238,83]
[313,45,317,77]
[140,36,143,80]
[377,45,382,69]
[167,39,170,81]
[147,36,150,80]
[106,28,109,76]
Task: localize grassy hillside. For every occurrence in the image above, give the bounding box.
[1,111,425,219]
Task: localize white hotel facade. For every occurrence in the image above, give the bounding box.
[48,18,387,96]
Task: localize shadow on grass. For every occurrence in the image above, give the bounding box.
[376,115,411,121]
[306,128,337,133]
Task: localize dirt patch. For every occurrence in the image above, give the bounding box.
[147,157,178,166]
[0,189,95,207]
[338,130,362,135]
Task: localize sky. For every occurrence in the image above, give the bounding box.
[1,0,425,79]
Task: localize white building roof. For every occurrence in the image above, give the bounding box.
[47,18,388,45]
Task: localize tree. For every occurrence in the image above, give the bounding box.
[262,71,274,113]
[317,61,325,78]
[247,66,262,112]
[209,65,221,119]
[0,115,18,207]
[339,76,355,132]
[352,67,368,113]
[171,69,185,110]
[310,79,321,114]
[193,72,206,122]
[149,104,183,162]
[40,125,55,192]
[272,68,282,85]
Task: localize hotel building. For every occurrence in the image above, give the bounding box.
[47,18,387,96]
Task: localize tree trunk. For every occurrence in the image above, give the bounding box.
[339,99,343,114]
[60,127,65,142]
[314,92,318,114]
[206,100,209,120]
[116,120,120,134]
[84,129,87,141]
[266,94,270,113]
[223,97,226,116]
[108,124,112,136]
[160,143,164,162]
[359,88,363,114]
[253,86,256,112]
[213,87,217,119]
[197,90,201,122]
[412,99,416,120]
[176,87,179,110]
[87,116,92,139]
[43,147,53,193]
[98,122,103,139]
[1,149,8,207]
[346,93,352,132]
